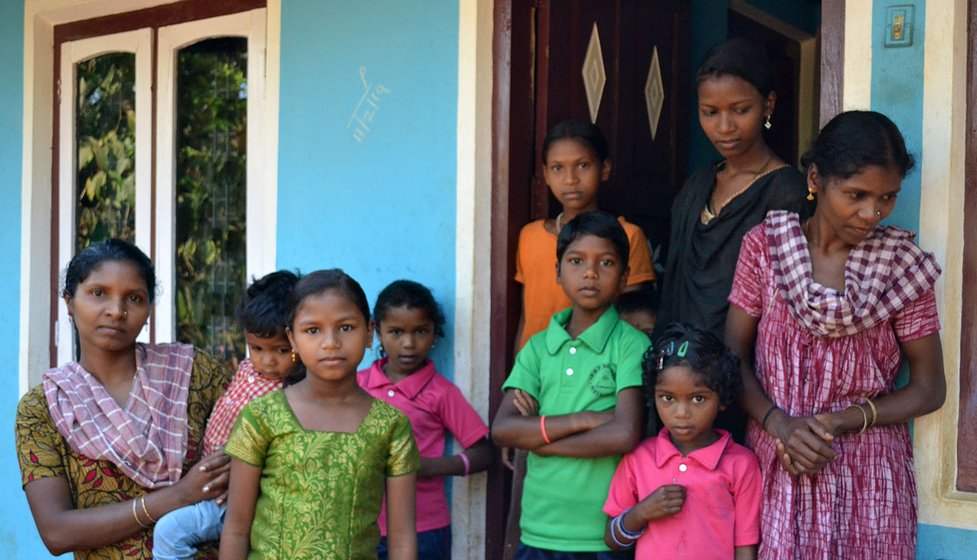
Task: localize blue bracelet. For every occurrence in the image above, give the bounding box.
[616,508,646,540]
[609,514,636,549]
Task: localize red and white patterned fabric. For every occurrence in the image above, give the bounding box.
[728,214,941,560]
[202,358,283,455]
[764,210,940,337]
[43,343,195,489]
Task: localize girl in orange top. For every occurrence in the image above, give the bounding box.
[514,120,656,351]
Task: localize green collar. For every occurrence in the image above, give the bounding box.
[545,306,620,356]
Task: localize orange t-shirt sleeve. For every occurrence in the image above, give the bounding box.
[513,221,570,349]
[622,219,656,284]
[515,226,527,284]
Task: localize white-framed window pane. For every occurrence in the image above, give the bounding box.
[174,37,248,364]
[57,29,152,365]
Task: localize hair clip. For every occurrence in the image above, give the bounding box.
[657,353,665,370]
[677,341,689,358]
[666,341,675,354]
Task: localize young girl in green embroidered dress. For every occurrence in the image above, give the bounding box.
[219,270,420,560]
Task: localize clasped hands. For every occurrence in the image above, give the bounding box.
[766,409,841,476]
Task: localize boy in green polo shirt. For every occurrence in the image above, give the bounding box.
[493,211,650,559]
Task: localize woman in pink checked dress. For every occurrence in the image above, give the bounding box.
[725,111,946,560]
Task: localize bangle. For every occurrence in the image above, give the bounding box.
[540,415,552,444]
[849,404,869,434]
[865,398,878,427]
[132,498,149,529]
[609,513,637,549]
[139,496,157,524]
[459,451,471,477]
[760,405,780,430]
[616,508,645,540]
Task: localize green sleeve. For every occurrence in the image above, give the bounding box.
[617,330,651,392]
[224,400,271,468]
[502,337,542,399]
[386,411,420,477]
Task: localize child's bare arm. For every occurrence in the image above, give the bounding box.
[492,390,612,450]
[218,459,261,560]
[631,484,686,523]
[604,484,686,550]
[418,438,494,477]
[385,474,418,560]
[734,545,758,560]
[511,389,539,416]
[531,388,644,457]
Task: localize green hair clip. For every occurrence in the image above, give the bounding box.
[677,340,689,358]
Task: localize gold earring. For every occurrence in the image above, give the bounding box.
[290,350,297,363]
[806,185,816,202]
[764,114,772,130]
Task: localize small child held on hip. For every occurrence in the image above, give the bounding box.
[358,280,494,560]
[616,286,659,340]
[603,323,761,560]
[513,119,656,351]
[493,211,651,559]
[153,270,299,560]
[219,270,420,560]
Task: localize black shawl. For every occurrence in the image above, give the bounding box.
[658,162,814,339]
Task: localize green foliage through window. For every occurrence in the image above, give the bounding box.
[75,53,136,252]
[175,37,248,366]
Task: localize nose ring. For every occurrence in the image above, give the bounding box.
[876,210,881,217]
[123,309,128,318]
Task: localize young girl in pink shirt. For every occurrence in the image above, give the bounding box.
[358,280,494,559]
[604,323,762,560]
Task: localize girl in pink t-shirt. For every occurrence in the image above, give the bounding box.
[604,323,762,560]
[358,280,494,560]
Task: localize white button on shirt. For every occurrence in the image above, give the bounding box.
[566,368,574,376]
[387,389,396,397]
[679,464,688,472]
[569,347,577,355]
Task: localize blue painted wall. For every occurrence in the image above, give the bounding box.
[918,524,977,560]
[1,2,35,558]
[869,2,977,557]
[276,0,459,373]
[871,0,925,233]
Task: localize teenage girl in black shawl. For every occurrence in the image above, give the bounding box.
[658,38,814,341]
[657,38,814,441]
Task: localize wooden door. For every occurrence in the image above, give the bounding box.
[488,1,691,558]
[956,0,977,492]
[533,0,692,256]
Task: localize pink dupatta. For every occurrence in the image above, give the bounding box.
[765,210,941,338]
[43,343,195,489]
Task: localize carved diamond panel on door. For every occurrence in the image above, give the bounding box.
[582,23,606,123]
[531,0,692,256]
[644,46,664,140]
